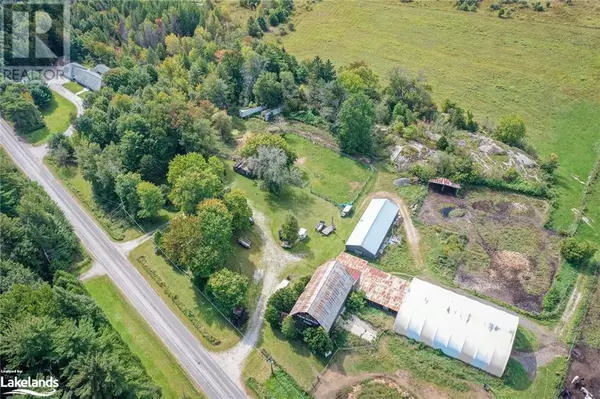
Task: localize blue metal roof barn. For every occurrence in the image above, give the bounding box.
[345,198,399,259]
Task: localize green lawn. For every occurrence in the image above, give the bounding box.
[278,0,600,231]
[26,90,76,145]
[44,158,171,241]
[63,81,84,94]
[85,276,203,399]
[229,166,360,278]
[129,240,242,351]
[513,326,541,353]
[285,134,372,204]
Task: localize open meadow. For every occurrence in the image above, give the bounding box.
[276,0,600,232]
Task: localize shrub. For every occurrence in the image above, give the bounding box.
[495,114,526,146]
[503,167,521,183]
[560,238,596,265]
[346,290,367,313]
[437,136,450,151]
[281,316,298,339]
[303,327,334,355]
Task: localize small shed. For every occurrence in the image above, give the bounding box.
[428,178,461,196]
[233,160,253,178]
[345,199,399,259]
[394,278,519,377]
[290,260,355,332]
[239,105,266,118]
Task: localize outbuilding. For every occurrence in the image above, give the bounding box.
[394,278,519,377]
[62,63,108,92]
[428,178,461,196]
[289,260,355,332]
[345,198,399,259]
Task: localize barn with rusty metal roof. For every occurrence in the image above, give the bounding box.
[337,252,409,312]
[289,260,355,332]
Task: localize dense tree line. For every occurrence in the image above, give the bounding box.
[0,82,47,133]
[0,151,161,398]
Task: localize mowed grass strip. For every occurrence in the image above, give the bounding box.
[286,134,372,204]
[27,90,76,145]
[129,240,241,351]
[279,0,600,230]
[85,276,203,399]
[63,81,85,94]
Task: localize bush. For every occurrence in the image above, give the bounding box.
[281,315,298,339]
[437,136,450,151]
[495,114,526,146]
[346,290,367,313]
[303,327,334,356]
[503,167,521,183]
[560,238,596,265]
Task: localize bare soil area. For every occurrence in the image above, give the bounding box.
[314,364,491,399]
[565,344,600,399]
[419,189,560,312]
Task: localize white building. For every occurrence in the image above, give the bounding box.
[394,278,519,377]
[345,198,399,259]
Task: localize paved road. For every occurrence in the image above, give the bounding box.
[0,120,247,399]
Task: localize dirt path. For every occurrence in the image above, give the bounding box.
[366,191,424,269]
[213,208,301,384]
[555,274,584,337]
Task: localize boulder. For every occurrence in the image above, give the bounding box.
[516,153,536,168]
[394,178,411,186]
[479,143,505,155]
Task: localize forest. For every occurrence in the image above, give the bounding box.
[0,150,162,398]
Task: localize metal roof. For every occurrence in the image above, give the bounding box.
[290,260,355,332]
[92,64,110,75]
[63,63,103,91]
[337,252,409,312]
[394,278,519,377]
[346,199,399,256]
[428,177,461,189]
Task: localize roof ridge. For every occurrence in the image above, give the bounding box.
[306,260,337,315]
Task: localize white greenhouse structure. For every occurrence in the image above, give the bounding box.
[394,278,519,377]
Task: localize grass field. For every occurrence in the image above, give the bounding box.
[85,276,203,399]
[26,91,76,145]
[63,81,84,94]
[338,328,566,399]
[129,240,242,351]
[286,134,372,204]
[44,158,171,241]
[277,0,600,231]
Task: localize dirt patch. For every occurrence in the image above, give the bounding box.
[297,157,307,165]
[349,181,362,191]
[348,377,415,399]
[419,189,559,313]
[566,344,600,399]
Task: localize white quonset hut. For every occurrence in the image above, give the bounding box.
[345,198,399,259]
[394,279,519,377]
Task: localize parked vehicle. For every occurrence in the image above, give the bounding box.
[237,237,251,249]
